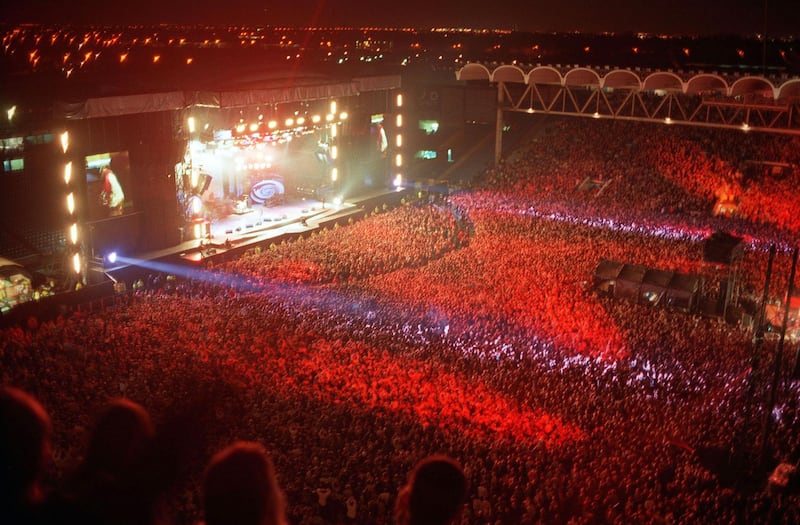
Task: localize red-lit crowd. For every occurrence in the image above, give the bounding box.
[2,117,800,525]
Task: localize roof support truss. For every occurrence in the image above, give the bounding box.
[501,83,800,136]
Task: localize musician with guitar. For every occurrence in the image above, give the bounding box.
[100,166,125,216]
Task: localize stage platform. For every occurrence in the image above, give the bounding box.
[180,195,347,261]
[102,188,408,284]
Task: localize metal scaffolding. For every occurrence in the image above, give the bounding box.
[456,63,800,165]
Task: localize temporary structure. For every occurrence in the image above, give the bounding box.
[0,257,33,314]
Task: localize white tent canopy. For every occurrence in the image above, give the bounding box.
[0,257,33,314]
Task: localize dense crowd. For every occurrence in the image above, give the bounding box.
[481,118,800,246]
[226,201,471,285]
[2,116,800,525]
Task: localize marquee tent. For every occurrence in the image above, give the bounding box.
[0,257,33,314]
[593,259,703,313]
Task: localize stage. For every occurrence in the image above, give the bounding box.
[178,194,355,262]
[100,188,407,284]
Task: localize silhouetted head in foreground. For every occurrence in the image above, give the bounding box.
[395,455,468,525]
[203,441,287,525]
[83,398,155,477]
[0,386,52,515]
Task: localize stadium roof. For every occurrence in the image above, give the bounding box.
[457,64,800,101]
[55,75,401,120]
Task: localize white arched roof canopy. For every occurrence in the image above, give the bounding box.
[730,77,776,99]
[602,69,642,89]
[642,72,684,92]
[564,68,601,87]
[491,64,526,83]
[456,63,492,81]
[0,257,30,280]
[0,257,25,271]
[776,79,800,101]
[685,73,729,95]
[528,66,563,85]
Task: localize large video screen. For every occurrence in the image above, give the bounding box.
[85,151,132,220]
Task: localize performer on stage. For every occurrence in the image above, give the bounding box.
[100,166,125,216]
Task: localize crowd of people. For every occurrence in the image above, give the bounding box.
[480,118,800,249]
[2,386,466,525]
[2,116,800,524]
[227,201,471,285]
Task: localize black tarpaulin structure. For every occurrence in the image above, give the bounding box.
[593,259,703,312]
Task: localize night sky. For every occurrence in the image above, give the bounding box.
[2,0,799,37]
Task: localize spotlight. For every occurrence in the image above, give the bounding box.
[107,252,118,264]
